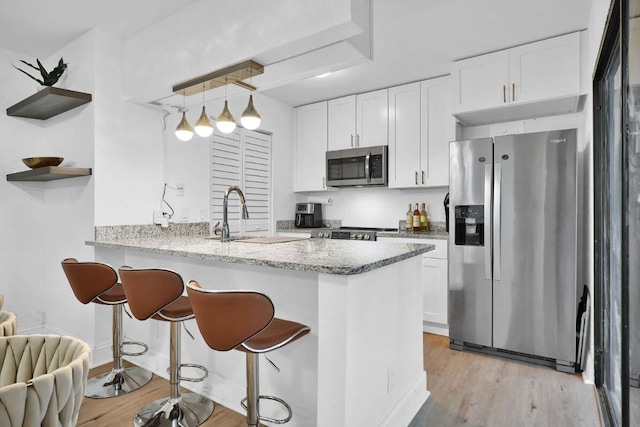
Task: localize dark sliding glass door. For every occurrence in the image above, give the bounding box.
[627,2,640,425]
[594,1,640,426]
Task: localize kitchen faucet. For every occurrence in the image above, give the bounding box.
[221,186,250,242]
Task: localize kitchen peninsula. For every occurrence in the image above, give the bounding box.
[87,232,433,427]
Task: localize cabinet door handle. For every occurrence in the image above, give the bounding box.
[421,170,425,184]
[415,171,418,185]
[512,83,515,102]
[322,177,326,188]
[351,134,354,147]
[503,85,506,103]
[356,134,360,147]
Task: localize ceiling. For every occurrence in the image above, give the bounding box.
[0,0,592,108]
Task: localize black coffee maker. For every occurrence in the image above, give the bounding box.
[295,203,323,228]
[444,193,450,232]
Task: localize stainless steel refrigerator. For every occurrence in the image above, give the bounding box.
[448,129,578,372]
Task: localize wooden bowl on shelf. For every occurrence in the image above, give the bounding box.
[22,157,64,169]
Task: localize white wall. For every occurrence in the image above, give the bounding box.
[0,46,47,332]
[295,187,448,228]
[0,32,96,342]
[40,32,96,344]
[90,27,167,227]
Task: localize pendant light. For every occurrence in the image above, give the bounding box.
[194,83,214,137]
[175,90,194,141]
[241,93,261,130]
[216,76,236,134]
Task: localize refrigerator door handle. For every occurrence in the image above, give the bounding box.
[484,164,492,280]
[493,163,502,281]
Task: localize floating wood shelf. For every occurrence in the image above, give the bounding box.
[6,87,92,120]
[7,166,92,182]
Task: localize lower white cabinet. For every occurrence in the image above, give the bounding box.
[378,237,448,336]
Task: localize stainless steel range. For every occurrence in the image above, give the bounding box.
[310,226,397,241]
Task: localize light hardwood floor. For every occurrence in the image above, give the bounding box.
[78,333,603,426]
[77,361,253,427]
[410,334,603,427]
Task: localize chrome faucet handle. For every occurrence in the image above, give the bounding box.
[242,203,250,220]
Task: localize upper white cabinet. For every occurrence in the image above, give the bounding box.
[389,76,454,188]
[451,50,510,113]
[327,95,356,151]
[421,77,453,187]
[451,32,582,125]
[356,89,388,148]
[327,89,388,150]
[388,82,421,187]
[295,101,328,192]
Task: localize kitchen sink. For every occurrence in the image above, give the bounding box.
[204,235,252,241]
[206,236,309,244]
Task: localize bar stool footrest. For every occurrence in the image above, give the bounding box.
[121,340,148,357]
[241,395,293,424]
[165,363,208,382]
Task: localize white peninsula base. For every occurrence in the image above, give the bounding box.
[92,240,429,427]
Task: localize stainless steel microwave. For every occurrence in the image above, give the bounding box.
[326,145,388,187]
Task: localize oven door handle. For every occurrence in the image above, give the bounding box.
[365,151,371,183]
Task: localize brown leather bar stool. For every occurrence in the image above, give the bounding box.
[186,281,310,427]
[61,258,152,398]
[119,267,214,427]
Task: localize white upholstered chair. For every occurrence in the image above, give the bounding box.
[0,334,91,427]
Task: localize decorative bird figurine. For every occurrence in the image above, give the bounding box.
[13,57,67,86]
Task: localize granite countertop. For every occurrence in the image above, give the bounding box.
[377,230,449,240]
[86,235,433,275]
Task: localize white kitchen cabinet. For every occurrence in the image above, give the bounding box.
[356,88,388,147]
[421,77,452,187]
[388,76,453,188]
[422,257,448,326]
[295,101,327,192]
[451,32,582,125]
[377,237,449,336]
[451,50,510,113]
[388,82,421,187]
[327,95,356,151]
[356,89,389,147]
[327,89,388,150]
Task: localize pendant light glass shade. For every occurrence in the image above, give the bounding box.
[216,100,236,134]
[175,111,194,141]
[194,106,214,137]
[240,94,261,130]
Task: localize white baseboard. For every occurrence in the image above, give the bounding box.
[422,322,449,337]
[380,371,429,427]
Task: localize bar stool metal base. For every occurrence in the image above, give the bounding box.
[85,366,153,398]
[241,395,293,424]
[133,393,214,427]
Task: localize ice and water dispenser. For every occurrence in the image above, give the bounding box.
[454,205,485,246]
